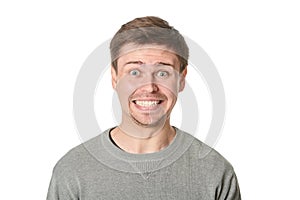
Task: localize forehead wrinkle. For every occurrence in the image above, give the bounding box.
[120,53,178,68]
[118,43,179,59]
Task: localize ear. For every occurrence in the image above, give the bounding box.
[179,67,187,92]
[111,66,118,89]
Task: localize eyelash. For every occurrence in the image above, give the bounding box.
[156,71,169,77]
[129,69,140,76]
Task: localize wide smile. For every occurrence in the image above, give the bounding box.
[132,99,164,111]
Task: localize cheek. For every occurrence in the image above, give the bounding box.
[160,88,178,104]
[115,78,137,108]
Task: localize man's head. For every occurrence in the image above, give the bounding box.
[110,16,189,74]
[110,16,189,137]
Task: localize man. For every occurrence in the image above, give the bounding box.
[47,16,241,199]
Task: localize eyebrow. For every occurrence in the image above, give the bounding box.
[124,61,175,67]
[124,61,144,66]
[156,62,174,67]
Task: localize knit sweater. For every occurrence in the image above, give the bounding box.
[47,127,241,199]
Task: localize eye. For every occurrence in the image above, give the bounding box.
[129,69,140,76]
[156,71,169,78]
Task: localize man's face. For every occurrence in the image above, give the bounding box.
[111,45,187,128]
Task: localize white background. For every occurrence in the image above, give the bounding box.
[1,0,299,199]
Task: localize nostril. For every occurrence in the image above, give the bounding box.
[140,83,159,92]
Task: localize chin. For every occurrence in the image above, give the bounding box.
[130,114,167,128]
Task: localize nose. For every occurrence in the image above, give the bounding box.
[140,83,159,93]
[138,72,159,92]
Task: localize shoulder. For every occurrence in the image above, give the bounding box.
[178,129,234,174]
[47,134,106,199]
[179,130,241,198]
[51,133,103,176]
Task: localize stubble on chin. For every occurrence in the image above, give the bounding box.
[129,112,167,128]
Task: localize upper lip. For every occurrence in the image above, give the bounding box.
[130,95,166,102]
[133,98,162,101]
[131,98,164,103]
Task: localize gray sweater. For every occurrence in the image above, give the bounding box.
[47,128,241,199]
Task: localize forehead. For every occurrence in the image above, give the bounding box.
[117,45,180,66]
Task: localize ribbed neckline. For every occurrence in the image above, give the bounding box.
[83,127,195,174]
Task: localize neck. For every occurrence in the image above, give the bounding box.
[110,123,176,154]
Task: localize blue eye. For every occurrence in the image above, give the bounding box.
[157,71,169,78]
[129,69,140,76]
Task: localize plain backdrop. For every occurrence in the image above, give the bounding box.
[1,0,299,199]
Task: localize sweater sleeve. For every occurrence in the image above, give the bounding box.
[218,169,241,200]
[46,163,79,200]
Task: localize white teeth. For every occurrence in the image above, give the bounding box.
[135,100,160,107]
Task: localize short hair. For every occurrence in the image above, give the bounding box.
[110,16,189,73]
